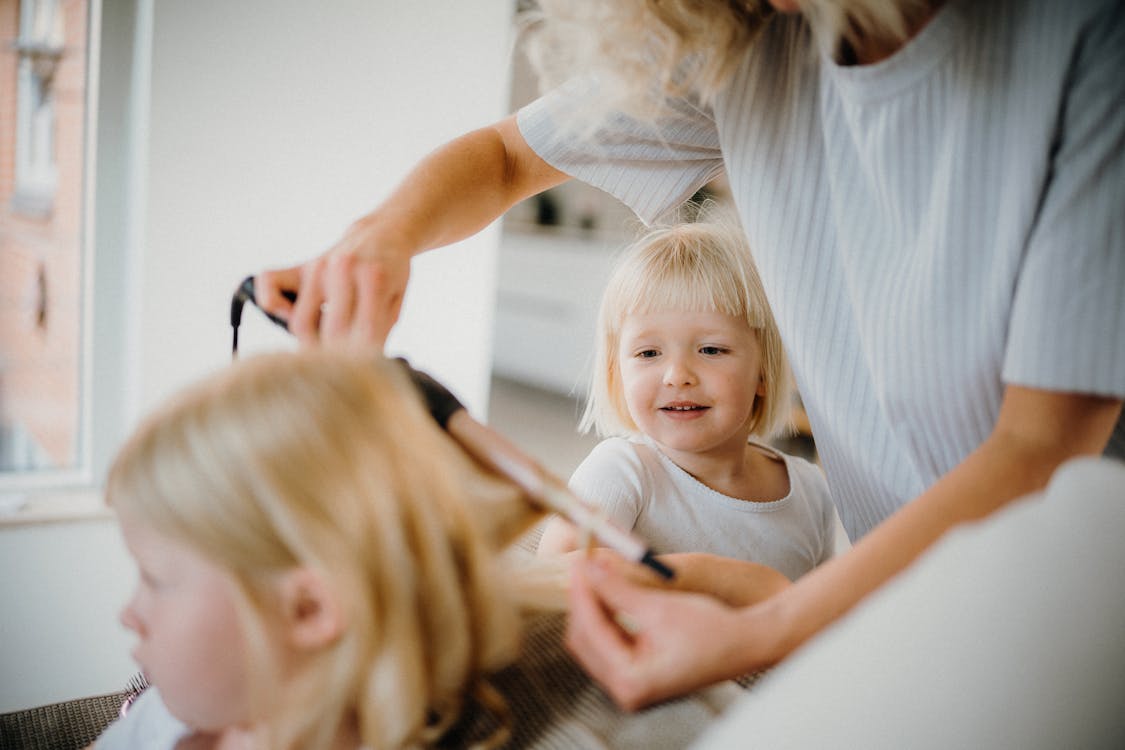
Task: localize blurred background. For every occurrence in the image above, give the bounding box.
[0,0,812,712]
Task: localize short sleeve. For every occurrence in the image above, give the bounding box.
[567,438,647,532]
[1003,0,1125,398]
[517,78,726,224]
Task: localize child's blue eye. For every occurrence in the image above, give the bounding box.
[700,346,726,355]
[636,349,660,359]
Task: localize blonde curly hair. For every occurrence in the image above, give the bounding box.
[520,0,926,119]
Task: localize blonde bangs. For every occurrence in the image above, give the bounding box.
[607,230,763,329]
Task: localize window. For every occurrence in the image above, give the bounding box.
[0,0,90,486]
[12,0,63,215]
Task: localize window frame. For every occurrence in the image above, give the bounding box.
[0,0,136,508]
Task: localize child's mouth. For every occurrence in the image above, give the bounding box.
[661,403,708,413]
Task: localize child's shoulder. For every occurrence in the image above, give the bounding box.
[586,435,654,462]
[572,436,664,484]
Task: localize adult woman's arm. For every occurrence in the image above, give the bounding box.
[656,552,791,607]
[557,547,792,606]
[254,115,568,348]
[566,385,1123,709]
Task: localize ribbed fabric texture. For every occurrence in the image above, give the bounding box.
[518,0,1125,540]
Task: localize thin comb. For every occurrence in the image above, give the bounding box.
[119,672,150,717]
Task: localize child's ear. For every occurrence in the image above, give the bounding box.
[278,568,344,651]
[756,376,767,397]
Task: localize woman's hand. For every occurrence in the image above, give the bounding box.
[253,116,568,351]
[565,555,781,710]
[255,218,410,350]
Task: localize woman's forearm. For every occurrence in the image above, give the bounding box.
[752,387,1123,664]
[659,553,791,607]
[349,115,568,259]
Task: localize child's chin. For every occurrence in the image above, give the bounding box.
[162,690,228,732]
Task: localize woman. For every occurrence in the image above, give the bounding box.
[253,0,1124,712]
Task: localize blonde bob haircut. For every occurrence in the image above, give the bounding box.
[582,208,793,442]
[106,351,549,750]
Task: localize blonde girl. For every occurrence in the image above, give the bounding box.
[92,351,742,750]
[93,352,544,750]
[538,212,849,581]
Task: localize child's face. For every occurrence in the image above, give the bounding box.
[618,309,765,462]
[117,513,258,731]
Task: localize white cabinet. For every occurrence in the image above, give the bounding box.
[492,229,622,395]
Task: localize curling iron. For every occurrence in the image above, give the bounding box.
[230,276,674,580]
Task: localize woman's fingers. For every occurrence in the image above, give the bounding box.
[254,266,300,320]
[567,555,764,710]
[351,253,408,349]
[321,253,358,344]
[289,256,327,345]
[252,234,410,350]
[565,558,673,710]
[567,559,638,659]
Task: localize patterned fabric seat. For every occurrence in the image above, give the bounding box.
[0,692,126,750]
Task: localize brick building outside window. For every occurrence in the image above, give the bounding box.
[0,0,89,475]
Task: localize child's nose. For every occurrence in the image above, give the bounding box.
[119,593,144,636]
[663,357,696,386]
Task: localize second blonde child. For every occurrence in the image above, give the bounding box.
[538,214,848,580]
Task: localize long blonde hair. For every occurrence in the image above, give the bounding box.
[582,206,793,440]
[521,0,926,119]
[106,351,550,749]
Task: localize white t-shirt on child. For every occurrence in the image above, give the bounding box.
[96,687,186,750]
[568,437,848,581]
[95,689,379,749]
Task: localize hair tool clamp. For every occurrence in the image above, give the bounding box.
[230,276,674,580]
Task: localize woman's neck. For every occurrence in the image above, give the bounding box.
[840,0,945,65]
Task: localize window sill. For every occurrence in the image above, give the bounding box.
[0,489,111,528]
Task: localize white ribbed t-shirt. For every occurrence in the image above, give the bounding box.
[568,437,847,582]
[519,0,1125,540]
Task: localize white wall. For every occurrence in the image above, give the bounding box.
[0,0,515,712]
[0,516,136,711]
[141,0,512,414]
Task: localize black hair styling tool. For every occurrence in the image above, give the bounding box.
[230,276,674,580]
